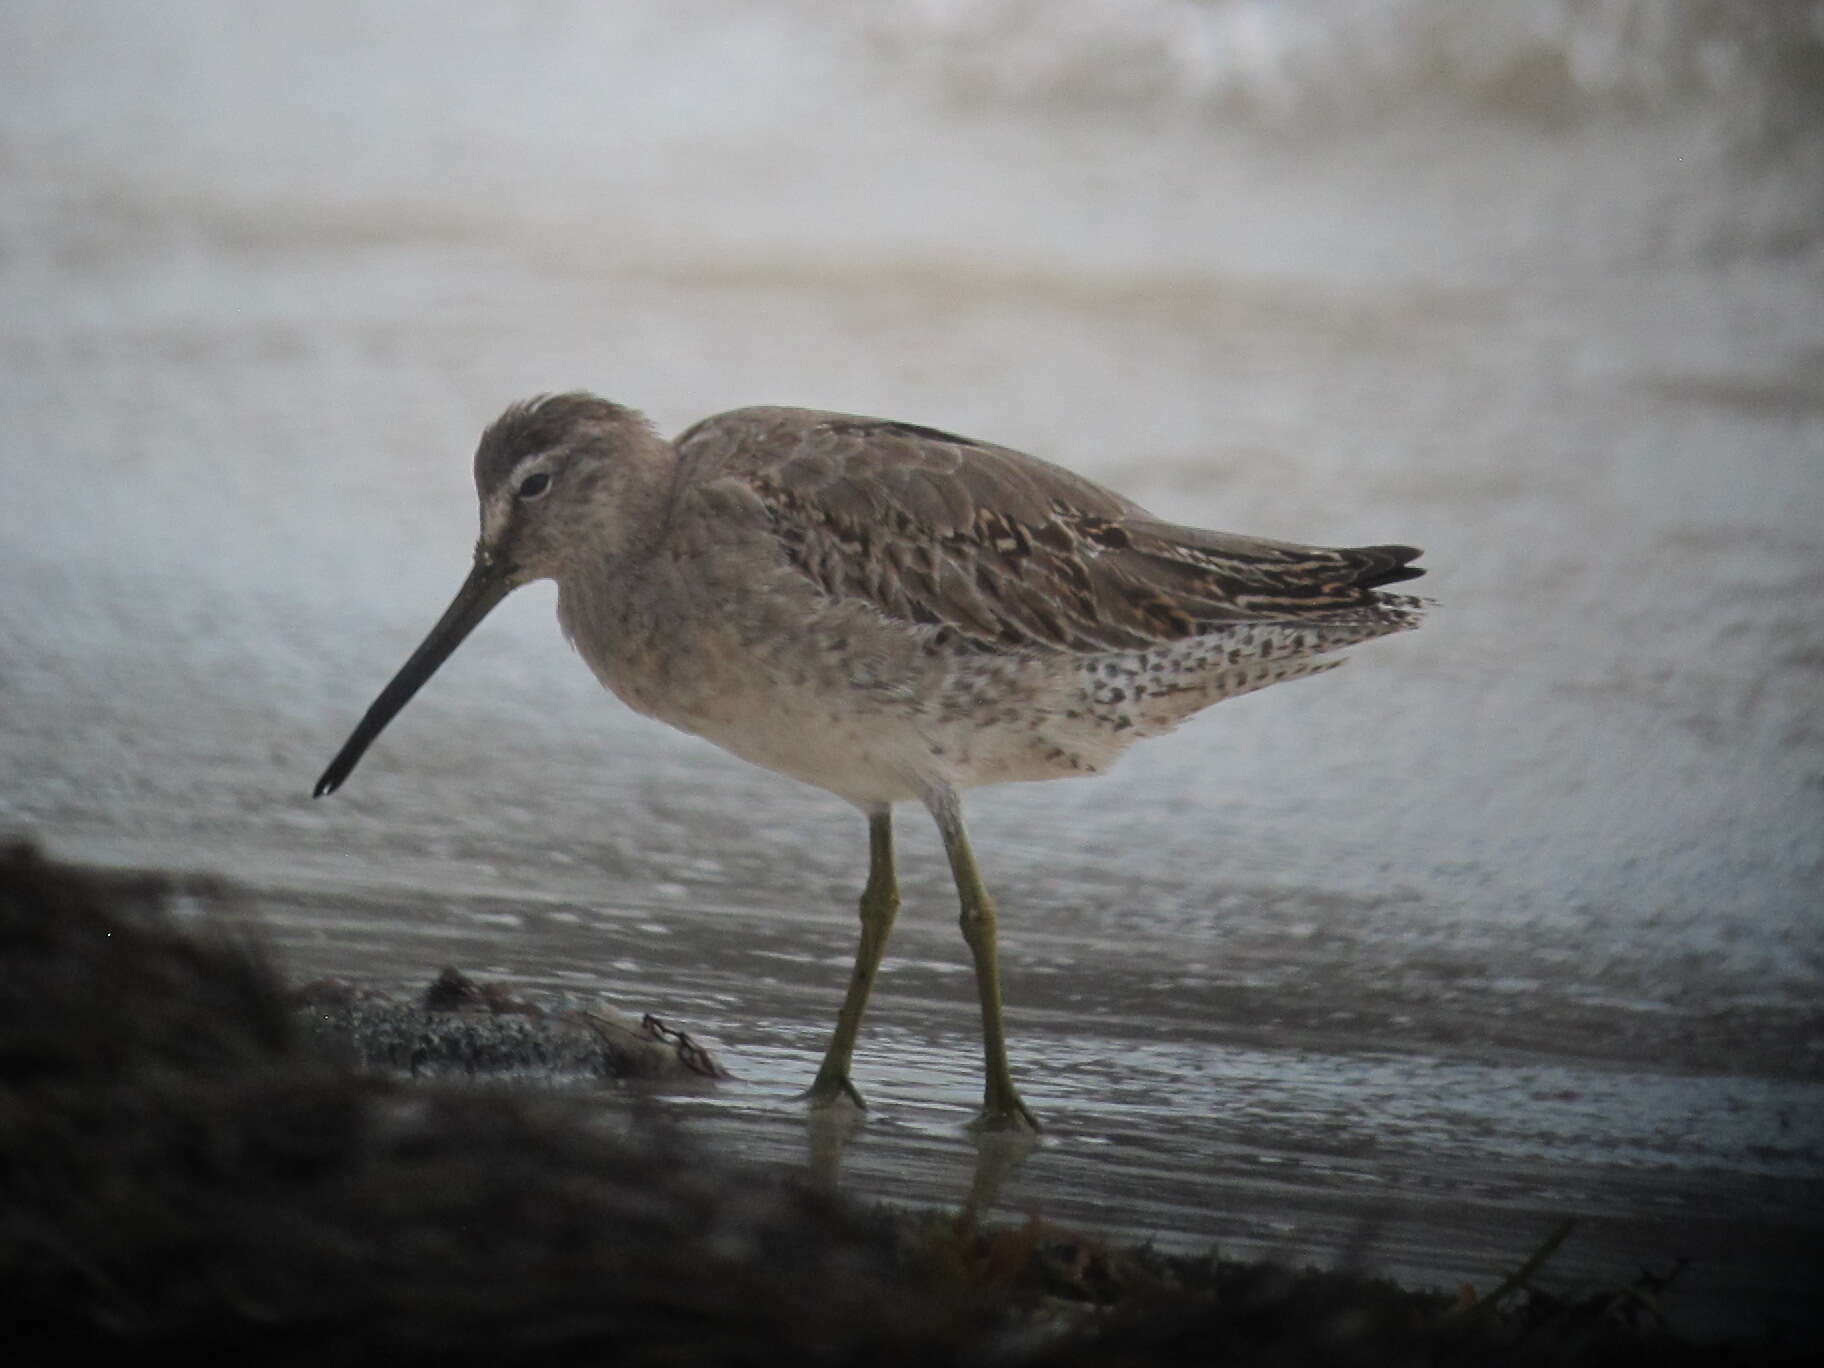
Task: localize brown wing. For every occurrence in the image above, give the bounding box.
[675,407,1424,654]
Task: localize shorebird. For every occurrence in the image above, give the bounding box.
[314,395,1425,1130]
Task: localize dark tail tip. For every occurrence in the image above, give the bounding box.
[1353,544,1425,588]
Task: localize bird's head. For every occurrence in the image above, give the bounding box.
[472,392,669,584]
[313,391,669,798]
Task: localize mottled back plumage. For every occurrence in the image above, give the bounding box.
[671,405,1423,659]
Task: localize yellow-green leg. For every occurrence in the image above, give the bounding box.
[803,805,899,1111]
[924,785,1040,1132]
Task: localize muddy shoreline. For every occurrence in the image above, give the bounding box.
[5,842,1816,1361]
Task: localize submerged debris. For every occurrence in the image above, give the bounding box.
[293,964,729,1083]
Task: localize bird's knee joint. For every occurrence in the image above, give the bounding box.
[859,889,899,922]
[957,900,995,939]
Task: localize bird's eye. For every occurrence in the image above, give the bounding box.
[516,471,551,500]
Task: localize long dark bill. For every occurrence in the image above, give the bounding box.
[313,557,515,798]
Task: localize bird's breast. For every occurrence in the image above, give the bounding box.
[555,561,944,803]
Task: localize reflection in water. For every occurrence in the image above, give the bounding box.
[799,1096,1039,1226]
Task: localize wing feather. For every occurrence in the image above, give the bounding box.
[673,408,1424,655]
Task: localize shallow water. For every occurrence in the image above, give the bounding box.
[3,0,1822,1340]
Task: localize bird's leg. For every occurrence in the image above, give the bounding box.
[923,785,1040,1132]
[803,805,898,1111]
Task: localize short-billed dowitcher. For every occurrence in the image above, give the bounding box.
[314,395,1425,1129]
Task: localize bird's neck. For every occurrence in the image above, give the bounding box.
[569,436,681,576]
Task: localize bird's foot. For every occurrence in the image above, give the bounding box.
[799,1071,869,1113]
[969,1088,1041,1135]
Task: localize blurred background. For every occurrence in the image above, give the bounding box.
[3,0,1820,1338]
